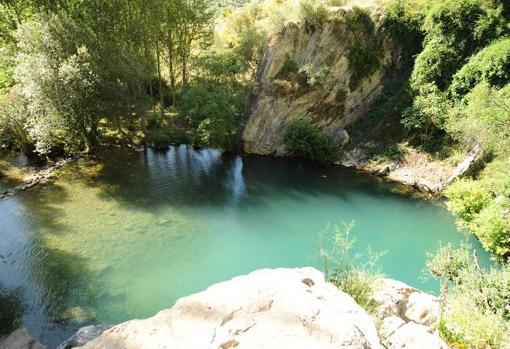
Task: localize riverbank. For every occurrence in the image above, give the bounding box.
[0,144,450,201]
[0,154,82,200]
[337,140,482,197]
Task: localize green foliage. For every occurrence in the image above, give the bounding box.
[345,7,381,90]
[410,37,460,91]
[383,143,409,161]
[445,178,491,224]
[298,64,330,87]
[382,0,424,60]
[0,89,32,154]
[473,199,510,258]
[146,125,188,149]
[426,242,472,281]
[319,222,384,313]
[14,18,102,153]
[299,0,328,29]
[427,244,510,348]
[447,83,510,154]
[347,43,380,90]
[180,79,245,149]
[195,51,247,80]
[450,38,510,98]
[284,118,338,164]
[402,82,451,146]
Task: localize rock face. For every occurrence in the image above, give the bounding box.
[242,6,398,156]
[369,278,447,349]
[70,268,448,349]
[80,268,382,349]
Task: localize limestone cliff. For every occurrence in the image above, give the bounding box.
[242,6,399,156]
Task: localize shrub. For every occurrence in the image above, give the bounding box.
[284,118,338,164]
[447,83,510,154]
[426,242,472,281]
[319,222,384,313]
[473,199,510,258]
[180,79,245,150]
[146,126,188,149]
[450,38,510,98]
[299,0,328,29]
[445,178,492,224]
[382,0,424,60]
[412,0,508,93]
[298,64,330,87]
[345,7,381,90]
[427,244,510,348]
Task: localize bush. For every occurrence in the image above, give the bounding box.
[473,199,510,258]
[382,0,424,60]
[447,83,510,154]
[319,222,384,313]
[445,178,492,224]
[299,0,328,29]
[180,79,245,150]
[146,126,188,149]
[284,118,338,164]
[412,0,508,93]
[450,38,510,98]
[427,244,510,348]
[298,64,330,87]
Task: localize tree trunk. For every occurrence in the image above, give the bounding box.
[156,41,164,120]
[167,31,177,106]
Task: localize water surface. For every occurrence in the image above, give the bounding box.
[0,146,488,347]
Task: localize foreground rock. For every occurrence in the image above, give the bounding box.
[80,268,382,349]
[0,328,46,349]
[370,278,447,349]
[65,268,448,349]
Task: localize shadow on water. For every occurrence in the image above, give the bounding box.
[0,284,24,336]
[1,183,119,347]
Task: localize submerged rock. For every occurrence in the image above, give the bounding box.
[0,328,46,349]
[58,306,96,325]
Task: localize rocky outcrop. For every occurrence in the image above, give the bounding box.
[369,278,447,349]
[62,268,447,349]
[57,325,112,349]
[242,6,399,156]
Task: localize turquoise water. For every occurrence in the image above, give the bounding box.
[0,146,488,347]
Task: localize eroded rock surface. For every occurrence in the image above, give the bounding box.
[80,268,382,349]
[242,6,399,156]
[370,278,447,349]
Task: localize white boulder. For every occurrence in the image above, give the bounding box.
[80,268,382,349]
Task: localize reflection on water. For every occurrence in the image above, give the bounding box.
[0,145,489,347]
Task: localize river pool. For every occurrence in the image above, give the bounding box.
[0,146,488,347]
